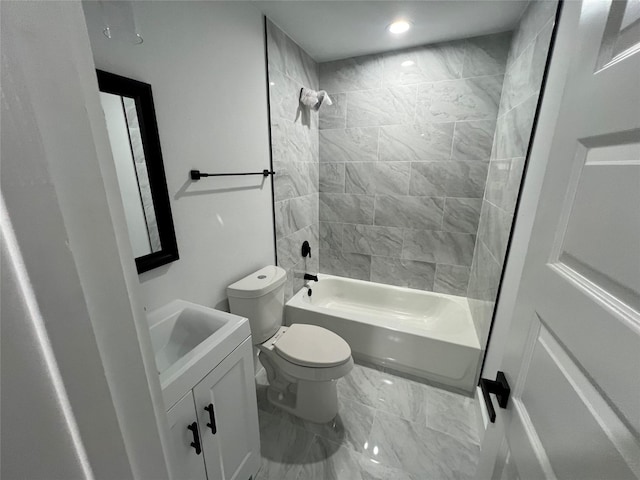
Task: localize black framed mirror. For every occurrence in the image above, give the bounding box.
[97,70,178,274]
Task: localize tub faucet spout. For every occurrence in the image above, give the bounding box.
[304,273,318,282]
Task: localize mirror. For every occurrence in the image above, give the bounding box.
[97,70,178,273]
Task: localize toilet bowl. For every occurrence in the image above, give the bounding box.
[228,266,353,423]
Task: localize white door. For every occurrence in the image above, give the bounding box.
[166,391,208,480]
[476,0,640,478]
[194,338,261,480]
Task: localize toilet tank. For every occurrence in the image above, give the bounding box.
[227,266,287,344]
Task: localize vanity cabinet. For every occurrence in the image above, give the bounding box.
[166,338,260,480]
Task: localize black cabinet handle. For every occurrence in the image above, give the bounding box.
[479,371,511,423]
[187,422,201,455]
[204,403,217,434]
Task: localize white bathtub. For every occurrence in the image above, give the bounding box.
[285,274,481,393]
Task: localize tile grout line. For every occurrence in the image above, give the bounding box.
[367,364,483,446]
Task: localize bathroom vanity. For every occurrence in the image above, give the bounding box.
[148,300,260,480]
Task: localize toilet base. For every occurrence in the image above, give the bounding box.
[266,380,338,423]
[259,351,341,423]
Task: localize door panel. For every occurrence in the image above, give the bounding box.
[507,403,552,480]
[166,391,208,480]
[536,264,640,436]
[194,338,260,480]
[557,141,640,299]
[520,323,637,479]
[211,358,253,477]
[597,0,640,68]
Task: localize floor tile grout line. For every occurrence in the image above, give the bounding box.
[374,404,481,449]
[356,363,482,446]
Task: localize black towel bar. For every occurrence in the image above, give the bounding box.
[190,169,275,180]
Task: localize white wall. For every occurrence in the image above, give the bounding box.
[83,1,275,313]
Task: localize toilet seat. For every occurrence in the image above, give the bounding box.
[274,324,351,368]
[257,325,353,382]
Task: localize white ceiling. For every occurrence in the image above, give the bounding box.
[255,1,529,62]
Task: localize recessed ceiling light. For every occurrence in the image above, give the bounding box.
[401,60,415,67]
[388,20,411,34]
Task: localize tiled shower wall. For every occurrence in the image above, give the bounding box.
[467,0,557,345]
[317,34,510,295]
[266,20,320,301]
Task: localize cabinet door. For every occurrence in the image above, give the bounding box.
[166,391,207,480]
[194,338,260,480]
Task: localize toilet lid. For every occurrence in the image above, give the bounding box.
[274,324,351,368]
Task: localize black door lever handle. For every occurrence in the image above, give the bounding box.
[479,371,511,423]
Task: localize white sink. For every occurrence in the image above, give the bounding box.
[148,299,251,409]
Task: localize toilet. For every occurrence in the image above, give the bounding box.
[227,265,353,423]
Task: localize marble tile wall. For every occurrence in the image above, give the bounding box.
[267,20,320,300]
[317,33,510,295]
[467,0,557,346]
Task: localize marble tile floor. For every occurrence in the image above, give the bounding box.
[255,363,481,480]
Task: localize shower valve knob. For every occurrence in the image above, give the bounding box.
[301,241,311,258]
